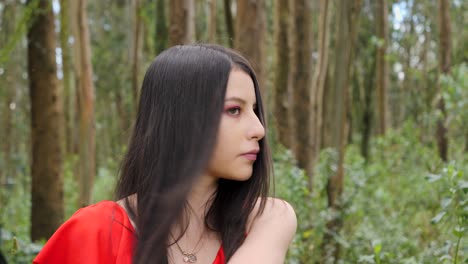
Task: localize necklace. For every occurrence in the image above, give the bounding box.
[171,232,204,263]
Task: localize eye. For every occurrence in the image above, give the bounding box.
[226,107,241,116]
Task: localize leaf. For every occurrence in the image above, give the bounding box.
[453,226,465,237]
[302,229,313,239]
[425,173,442,183]
[374,243,382,255]
[431,211,446,224]
[458,181,468,191]
[9,236,19,255]
[357,255,375,263]
[441,197,452,209]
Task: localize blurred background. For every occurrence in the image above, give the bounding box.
[0,0,466,263]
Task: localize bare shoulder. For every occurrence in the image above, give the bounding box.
[248,197,297,235]
[228,198,297,263]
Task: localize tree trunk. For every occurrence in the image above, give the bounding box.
[208,0,217,43]
[155,0,168,55]
[132,0,143,110]
[1,2,17,186]
[436,0,450,161]
[223,0,234,47]
[346,0,363,145]
[321,69,333,149]
[28,0,64,241]
[375,0,389,135]
[361,56,376,161]
[273,0,292,150]
[401,2,416,126]
[309,0,331,189]
[290,0,313,187]
[60,0,77,156]
[321,0,359,261]
[73,0,96,207]
[169,0,196,45]
[234,0,266,95]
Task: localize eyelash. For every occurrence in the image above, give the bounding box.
[226,107,241,116]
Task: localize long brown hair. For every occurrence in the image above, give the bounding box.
[115,44,272,263]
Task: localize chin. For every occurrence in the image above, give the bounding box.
[230,169,253,181]
[234,174,252,181]
[214,164,254,181]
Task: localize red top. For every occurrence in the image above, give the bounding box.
[33,201,225,264]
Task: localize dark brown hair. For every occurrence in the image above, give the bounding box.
[115,44,272,263]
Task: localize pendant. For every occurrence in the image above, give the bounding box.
[183,253,197,263]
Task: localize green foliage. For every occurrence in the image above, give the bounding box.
[0,159,37,263]
[441,63,468,146]
[273,145,315,263]
[92,158,119,204]
[0,154,120,263]
[427,162,467,264]
[0,0,40,64]
[274,120,467,263]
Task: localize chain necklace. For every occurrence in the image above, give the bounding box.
[171,232,205,263]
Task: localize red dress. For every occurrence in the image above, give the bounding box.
[33,201,225,264]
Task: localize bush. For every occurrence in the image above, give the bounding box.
[274,120,467,263]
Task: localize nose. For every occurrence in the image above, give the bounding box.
[248,113,265,141]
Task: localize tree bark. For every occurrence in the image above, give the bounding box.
[132,0,143,110]
[309,0,331,189]
[223,0,234,47]
[290,0,313,188]
[321,0,360,261]
[169,0,196,45]
[1,2,17,186]
[436,0,450,161]
[346,0,363,145]
[375,0,389,135]
[60,0,77,156]
[73,0,96,207]
[273,0,292,150]
[208,0,217,43]
[361,56,376,161]
[234,0,266,95]
[155,0,168,55]
[28,0,64,241]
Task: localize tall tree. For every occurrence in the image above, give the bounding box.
[290,0,313,187]
[1,2,17,186]
[321,0,361,261]
[223,0,234,47]
[169,0,196,45]
[72,0,96,207]
[436,0,450,161]
[28,0,64,241]
[234,0,266,95]
[273,0,292,150]
[155,0,168,55]
[361,55,376,161]
[60,0,77,156]
[208,0,217,43]
[309,0,331,188]
[375,0,389,135]
[132,0,143,109]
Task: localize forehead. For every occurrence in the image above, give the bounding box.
[225,70,256,102]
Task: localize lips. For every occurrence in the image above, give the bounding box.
[241,149,259,161]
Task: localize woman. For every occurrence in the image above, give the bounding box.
[34,44,296,264]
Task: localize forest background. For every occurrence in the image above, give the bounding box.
[0,0,466,263]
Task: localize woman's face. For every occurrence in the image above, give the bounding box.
[206,69,265,181]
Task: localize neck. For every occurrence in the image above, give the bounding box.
[187,174,218,218]
[171,174,218,240]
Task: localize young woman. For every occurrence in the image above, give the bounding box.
[33,44,296,264]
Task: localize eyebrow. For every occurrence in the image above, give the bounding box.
[225,96,257,107]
